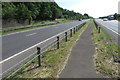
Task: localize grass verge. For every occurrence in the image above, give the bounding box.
[2,20,76,35]
[92,20,120,78]
[5,21,89,78]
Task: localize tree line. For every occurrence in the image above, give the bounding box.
[114,13,120,21]
[99,13,120,21]
[2,2,90,24]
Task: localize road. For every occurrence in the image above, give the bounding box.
[2,20,88,61]
[1,20,89,77]
[95,19,120,45]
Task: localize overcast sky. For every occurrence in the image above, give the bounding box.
[55,0,119,18]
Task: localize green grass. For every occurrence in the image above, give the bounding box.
[92,20,120,78]
[4,21,89,78]
[0,31,2,34]
[100,27,112,40]
[2,24,53,34]
[2,20,76,35]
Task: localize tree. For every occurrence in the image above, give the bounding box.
[40,2,53,20]
[114,13,118,20]
[15,3,32,24]
[2,2,91,25]
[2,2,17,20]
[25,2,39,20]
[51,3,62,20]
[84,13,89,19]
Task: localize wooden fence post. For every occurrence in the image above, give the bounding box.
[57,36,59,49]
[70,29,72,37]
[65,32,67,42]
[37,47,41,67]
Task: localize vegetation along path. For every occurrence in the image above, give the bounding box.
[59,22,103,78]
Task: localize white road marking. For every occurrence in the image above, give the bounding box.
[55,27,58,28]
[2,24,56,37]
[105,27,119,36]
[2,21,76,37]
[26,33,36,36]
[99,23,120,36]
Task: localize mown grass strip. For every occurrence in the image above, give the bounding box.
[4,21,89,78]
[92,20,120,78]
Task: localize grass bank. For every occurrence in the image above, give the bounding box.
[2,20,76,35]
[92,20,120,78]
[5,21,89,78]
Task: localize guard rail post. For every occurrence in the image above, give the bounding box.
[57,36,59,49]
[78,25,80,30]
[74,28,75,34]
[70,29,72,37]
[98,27,101,33]
[76,26,78,32]
[94,21,98,29]
[37,47,41,67]
[65,32,67,42]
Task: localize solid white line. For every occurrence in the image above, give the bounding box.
[0,22,84,64]
[0,34,56,63]
[106,27,120,36]
[2,51,37,75]
[99,22,120,36]
[26,33,36,36]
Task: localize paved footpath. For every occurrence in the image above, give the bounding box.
[59,23,103,78]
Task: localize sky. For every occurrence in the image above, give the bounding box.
[55,0,119,18]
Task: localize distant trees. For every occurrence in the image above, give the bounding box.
[99,16,108,19]
[2,2,91,24]
[99,13,120,21]
[114,13,120,21]
[16,3,32,23]
[51,6,62,20]
[2,2,17,20]
[83,13,89,19]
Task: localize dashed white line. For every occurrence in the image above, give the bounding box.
[2,22,75,37]
[26,33,36,36]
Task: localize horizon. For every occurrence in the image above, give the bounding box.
[55,0,119,18]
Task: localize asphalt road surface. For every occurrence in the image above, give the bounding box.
[2,20,89,60]
[59,23,103,78]
[95,19,120,45]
